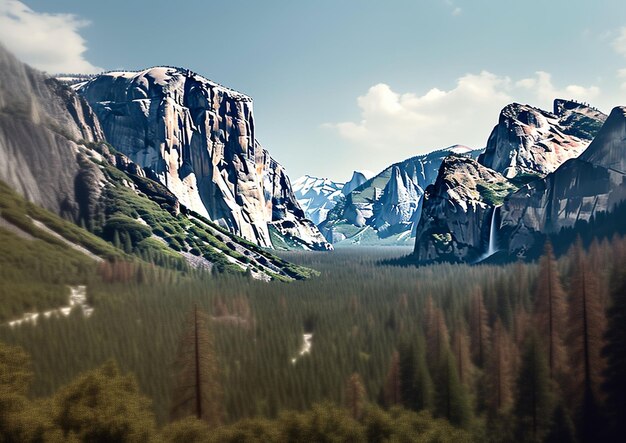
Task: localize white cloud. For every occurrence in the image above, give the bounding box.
[452,7,462,16]
[516,71,600,105]
[613,27,626,57]
[0,0,101,74]
[325,71,601,159]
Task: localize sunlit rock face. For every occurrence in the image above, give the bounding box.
[478,100,606,179]
[413,156,514,263]
[78,67,330,250]
[412,100,615,263]
[0,43,105,222]
[500,106,626,255]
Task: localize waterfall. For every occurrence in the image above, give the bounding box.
[485,206,499,258]
[476,206,500,263]
[486,206,499,257]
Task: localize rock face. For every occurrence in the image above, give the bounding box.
[77,67,330,250]
[0,43,105,222]
[292,175,344,225]
[499,106,626,255]
[413,101,622,263]
[320,146,480,245]
[413,156,515,262]
[478,101,606,178]
[342,170,374,195]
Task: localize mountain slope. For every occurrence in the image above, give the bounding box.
[0,43,104,222]
[76,67,330,251]
[478,100,606,178]
[0,45,316,281]
[292,175,344,225]
[413,101,622,263]
[320,146,480,245]
[413,155,515,263]
[499,106,626,256]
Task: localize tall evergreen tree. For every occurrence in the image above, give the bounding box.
[452,327,473,387]
[487,319,513,413]
[601,271,626,440]
[170,305,223,427]
[514,334,553,442]
[567,239,605,441]
[433,348,472,428]
[383,351,401,407]
[469,288,491,368]
[426,305,450,367]
[344,372,367,420]
[534,241,568,380]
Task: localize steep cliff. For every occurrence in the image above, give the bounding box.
[413,156,515,262]
[478,100,605,178]
[77,67,330,250]
[342,170,373,195]
[0,43,105,223]
[499,106,626,255]
[413,100,613,263]
[0,45,317,280]
[320,146,480,245]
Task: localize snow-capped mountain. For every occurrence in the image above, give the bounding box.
[320,145,481,246]
[292,175,344,225]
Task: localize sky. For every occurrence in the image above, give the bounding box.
[1,0,626,182]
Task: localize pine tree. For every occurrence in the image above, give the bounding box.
[452,328,473,387]
[398,340,417,409]
[469,288,491,368]
[534,241,568,380]
[383,351,401,407]
[433,348,472,428]
[170,305,223,427]
[601,271,626,440]
[567,239,605,441]
[487,319,513,413]
[514,334,553,442]
[344,373,367,420]
[426,305,450,366]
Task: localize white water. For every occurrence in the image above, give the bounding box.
[476,206,500,263]
[291,333,313,364]
[486,206,499,257]
[7,286,93,327]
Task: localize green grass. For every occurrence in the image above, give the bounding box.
[0,181,124,261]
[476,181,517,206]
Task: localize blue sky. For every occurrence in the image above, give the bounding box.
[2,0,626,181]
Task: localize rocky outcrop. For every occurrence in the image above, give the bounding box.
[320,146,480,245]
[292,175,344,225]
[413,156,515,263]
[499,106,626,255]
[342,170,373,195]
[478,101,605,178]
[77,67,330,250]
[0,43,105,223]
[412,100,614,263]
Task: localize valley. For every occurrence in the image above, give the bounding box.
[1,2,626,441]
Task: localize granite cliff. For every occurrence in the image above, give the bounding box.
[77,67,330,250]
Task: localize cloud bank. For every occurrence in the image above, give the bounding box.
[0,0,101,74]
[325,71,601,158]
